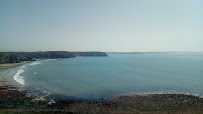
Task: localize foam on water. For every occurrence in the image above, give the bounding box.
[13,69,25,85]
[21,65,26,69]
[125,91,203,98]
[29,61,41,66]
[43,59,57,61]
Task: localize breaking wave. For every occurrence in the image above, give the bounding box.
[13,69,25,85]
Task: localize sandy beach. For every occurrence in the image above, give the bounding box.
[0,62,203,113]
[0,61,31,86]
[0,61,31,69]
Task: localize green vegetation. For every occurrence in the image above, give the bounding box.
[0,51,108,64]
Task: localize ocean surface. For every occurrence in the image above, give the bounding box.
[7,53,203,99]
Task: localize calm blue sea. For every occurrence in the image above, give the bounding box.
[11,53,203,99]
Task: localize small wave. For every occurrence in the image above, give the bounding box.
[123,91,203,98]
[29,61,41,66]
[13,69,25,85]
[21,65,26,69]
[43,59,57,61]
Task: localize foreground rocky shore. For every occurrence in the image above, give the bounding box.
[0,81,203,113]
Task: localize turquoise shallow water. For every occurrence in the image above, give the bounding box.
[12,53,203,99]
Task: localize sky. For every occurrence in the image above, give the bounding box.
[0,0,203,52]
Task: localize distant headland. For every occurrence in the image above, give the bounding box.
[0,51,108,64]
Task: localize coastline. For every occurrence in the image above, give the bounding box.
[1,61,203,113]
[0,61,31,71]
[0,59,49,86]
[0,61,32,86]
[1,83,203,113]
[0,58,53,69]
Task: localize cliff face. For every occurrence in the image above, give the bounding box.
[0,51,108,64]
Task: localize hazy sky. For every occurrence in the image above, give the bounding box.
[0,0,203,52]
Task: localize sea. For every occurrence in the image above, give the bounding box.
[2,53,203,100]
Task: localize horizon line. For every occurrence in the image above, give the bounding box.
[0,51,203,53]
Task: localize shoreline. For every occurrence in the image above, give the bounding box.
[0,61,32,86]
[0,59,50,86]
[1,61,203,113]
[0,58,51,70]
[1,81,203,113]
[0,61,32,71]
